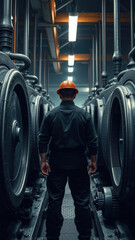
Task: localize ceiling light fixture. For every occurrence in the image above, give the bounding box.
[68,76,73,81]
[68,67,74,72]
[68,55,75,66]
[68,13,78,42]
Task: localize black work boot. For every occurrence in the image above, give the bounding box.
[78,237,91,240]
[79,238,90,240]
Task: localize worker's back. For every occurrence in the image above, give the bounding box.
[42,100,96,170]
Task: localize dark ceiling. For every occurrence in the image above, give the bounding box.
[17,0,134,106]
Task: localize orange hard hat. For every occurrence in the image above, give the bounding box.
[57,80,78,95]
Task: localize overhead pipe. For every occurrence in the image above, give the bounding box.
[56,0,74,12]
[130,0,134,49]
[58,30,68,39]
[0,0,13,52]
[59,42,70,49]
[33,13,37,75]
[101,0,107,87]
[39,32,43,86]
[112,0,122,77]
[24,0,29,56]
[95,23,99,88]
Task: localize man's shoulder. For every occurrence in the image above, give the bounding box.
[47,105,60,115]
[74,105,87,113]
[74,105,91,119]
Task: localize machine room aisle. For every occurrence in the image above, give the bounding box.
[60,183,78,240]
[38,182,97,240]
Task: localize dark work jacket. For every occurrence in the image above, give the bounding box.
[38,100,97,170]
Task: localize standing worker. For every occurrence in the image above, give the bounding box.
[38,80,97,240]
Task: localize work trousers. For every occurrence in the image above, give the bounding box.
[46,168,92,240]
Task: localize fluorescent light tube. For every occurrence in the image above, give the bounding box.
[68,14,78,42]
[68,55,74,66]
[68,67,74,72]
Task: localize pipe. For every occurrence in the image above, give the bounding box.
[33,13,37,75]
[56,0,74,12]
[92,36,95,88]
[40,0,60,73]
[59,42,70,49]
[112,0,122,77]
[13,0,17,53]
[47,62,49,95]
[0,0,13,52]
[130,0,134,49]
[7,52,31,71]
[98,21,102,88]
[24,0,29,56]
[16,0,19,52]
[43,52,46,89]
[95,24,99,88]
[128,47,135,67]
[101,0,107,87]
[88,58,92,94]
[39,32,43,86]
[59,30,68,39]
[25,74,38,84]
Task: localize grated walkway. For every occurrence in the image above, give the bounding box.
[60,183,78,240]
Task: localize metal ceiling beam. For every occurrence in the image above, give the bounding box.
[59,54,90,61]
[40,0,60,73]
[58,54,128,61]
[29,54,128,62]
[55,12,131,24]
[38,22,60,29]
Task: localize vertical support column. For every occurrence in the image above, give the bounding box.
[98,21,102,88]
[88,57,92,94]
[101,0,107,87]
[24,0,29,56]
[13,0,17,53]
[43,52,46,89]
[112,0,122,77]
[92,36,95,89]
[0,0,13,52]
[33,13,37,75]
[47,62,49,95]
[130,0,134,49]
[39,32,43,86]
[95,23,99,88]
[15,1,19,52]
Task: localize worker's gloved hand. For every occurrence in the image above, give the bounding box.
[87,161,97,176]
[41,162,51,176]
